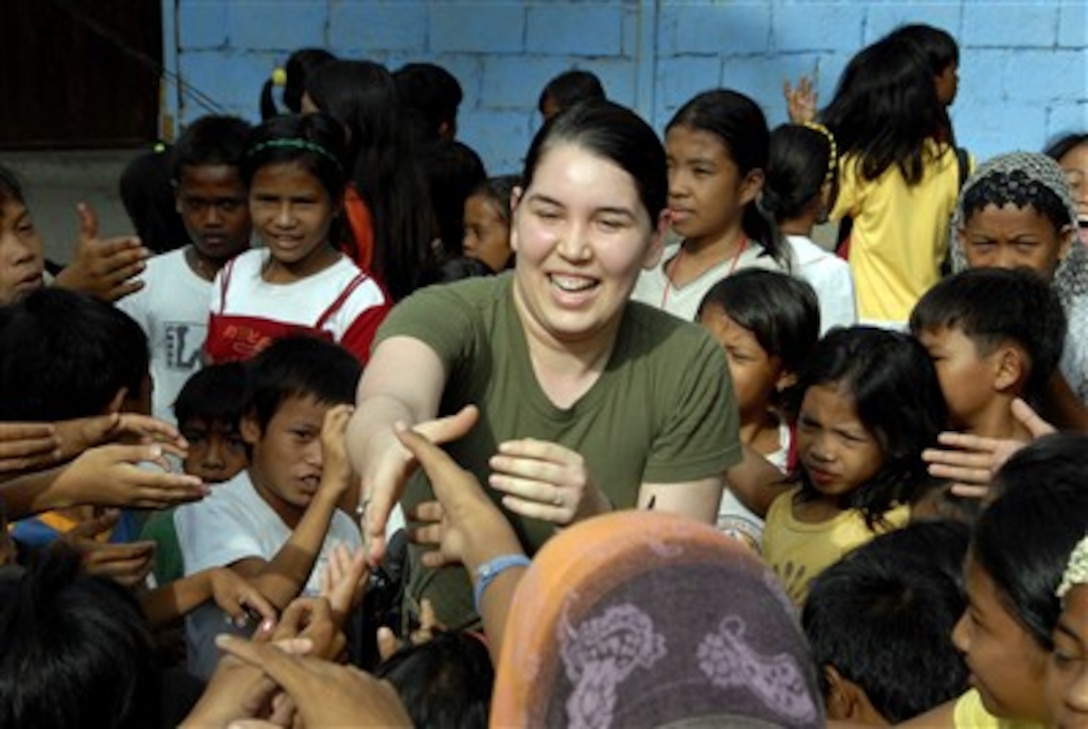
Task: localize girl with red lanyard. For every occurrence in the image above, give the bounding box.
[632,89,790,322]
[204,113,390,364]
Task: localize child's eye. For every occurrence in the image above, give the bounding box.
[597,217,627,232]
[16,222,35,236]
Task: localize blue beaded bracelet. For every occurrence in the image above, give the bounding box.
[473,554,531,614]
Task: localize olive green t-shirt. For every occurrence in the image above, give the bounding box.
[375,274,741,628]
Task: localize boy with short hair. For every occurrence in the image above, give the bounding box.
[803,521,971,723]
[0,288,153,552]
[910,267,1066,441]
[141,363,248,587]
[118,114,252,424]
[175,336,363,678]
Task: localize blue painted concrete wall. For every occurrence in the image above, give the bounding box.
[168,0,1087,176]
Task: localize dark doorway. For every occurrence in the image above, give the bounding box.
[0,0,162,149]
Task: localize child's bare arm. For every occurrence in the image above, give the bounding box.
[142,567,276,630]
[725,445,792,518]
[230,406,356,610]
[2,444,206,520]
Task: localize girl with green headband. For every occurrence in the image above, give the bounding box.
[203,112,390,365]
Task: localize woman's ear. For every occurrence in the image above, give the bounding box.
[740,168,765,207]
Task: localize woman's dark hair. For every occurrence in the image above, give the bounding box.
[306,60,438,300]
[259,47,336,120]
[394,62,463,144]
[0,164,26,208]
[885,24,959,75]
[0,545,160,729]
[240,112,351,250]
[822,36,947,185]
[793,326,947,525]
[973,433,1088,651]
[1044,133,1088,164]
[538,69,606,115]
[521,100,667,222]
[763,124,837,224]
[375,631,493,729]
[420,140,487,258]
[697,268,820,386]
[667,89,789,268]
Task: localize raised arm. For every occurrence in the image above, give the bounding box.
[345,335,476,565]
[232,406,355,610]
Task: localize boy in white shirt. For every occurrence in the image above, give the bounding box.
[175,336,362,678]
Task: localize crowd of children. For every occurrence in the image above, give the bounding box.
[0,23,1086,729]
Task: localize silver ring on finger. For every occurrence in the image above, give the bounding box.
[552,488,564,507]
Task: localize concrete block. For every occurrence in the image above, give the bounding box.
[955,48,1007,109]
[525,3,624,57]
[1002,50,1086,106]
[1058,3,1087,48]
[229,1,327,52]
[719,56,784,119]
[661,3,772,56]
[178,0,229,50]
[771,2,865,53]
[329,1,427,53]
[448,55,487,110]
[863,5,962,45]
[177,49,270,124]
[955,102,1047,161]
[1046,102,1088,142]
[657,56,723,112]
[480,55,569,110]
[589,58,639,109]
[457,110,534,174]
[430,4,525,54]
[962,3,1058,48]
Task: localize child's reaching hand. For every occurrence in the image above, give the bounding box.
[0,422,60,477]
[53,442,208,509]
[319,405,355,500]
[208,567,277,631]
[63,509,155,587]
[320,543,369,627]
[54,202,149,303]
[54,412,188,461]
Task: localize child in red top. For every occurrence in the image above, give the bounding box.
[204,113,389,364]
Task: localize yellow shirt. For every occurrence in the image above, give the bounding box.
[761,486,910,605]
[953,689,1046,729]
[832,140,962,325]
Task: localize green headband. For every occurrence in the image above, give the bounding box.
[246,138,343,174]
